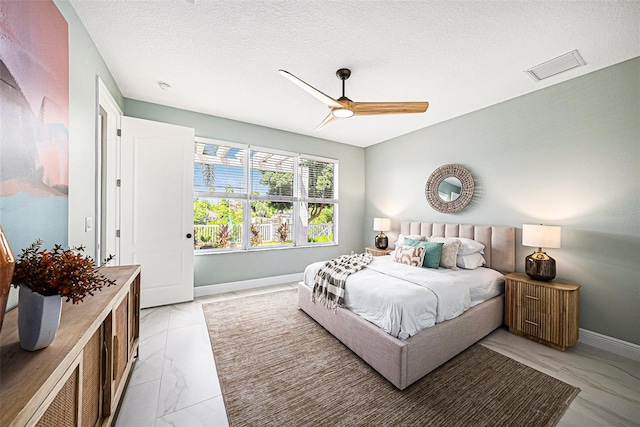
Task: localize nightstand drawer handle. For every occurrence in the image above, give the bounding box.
[525,295,539,301]
[525,320,539,327]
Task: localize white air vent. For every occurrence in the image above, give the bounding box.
[525,50,586,81]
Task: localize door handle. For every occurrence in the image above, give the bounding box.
[186,233,192,239]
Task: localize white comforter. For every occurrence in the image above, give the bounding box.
[303,255,504,340]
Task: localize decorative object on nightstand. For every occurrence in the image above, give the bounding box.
[365,247,393,256]
[373,218,391,249]
[505,272,580,351]
[522,224,561,281]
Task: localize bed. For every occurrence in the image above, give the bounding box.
[298,221,515,390]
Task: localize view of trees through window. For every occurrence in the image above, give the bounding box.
[193,138,337,251]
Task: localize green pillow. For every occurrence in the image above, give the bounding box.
[403,239,444,269]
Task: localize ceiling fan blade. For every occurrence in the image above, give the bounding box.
[349,101,429,116]
[314,112,339,131]
[279,70,343,109]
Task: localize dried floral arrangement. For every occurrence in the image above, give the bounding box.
[12,239,115,304]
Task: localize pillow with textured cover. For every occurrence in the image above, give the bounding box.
[457,252,486,269]
[394,234,427,248]
[429,237,462,270]
[393,245,426,267]
[403,238,444,269]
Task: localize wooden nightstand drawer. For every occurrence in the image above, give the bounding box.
[521,308,552,342]
[519,282,552,314]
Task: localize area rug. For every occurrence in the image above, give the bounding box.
[203,289,580,426]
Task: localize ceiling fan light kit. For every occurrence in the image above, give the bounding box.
[279,68,429,130]
[331,109,354,118]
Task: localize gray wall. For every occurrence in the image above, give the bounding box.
[124,100,365,286]
[365,58,640,345]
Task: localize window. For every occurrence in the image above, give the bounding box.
[193,137,337,252]
[298,157,336,244]
[249,148,295,248]
[194,139,246,250]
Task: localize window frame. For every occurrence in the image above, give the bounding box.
[193,136,338,253]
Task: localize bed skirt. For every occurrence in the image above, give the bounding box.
[298,282,504,390]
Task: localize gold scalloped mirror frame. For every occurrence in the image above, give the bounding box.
[425,164,475,213]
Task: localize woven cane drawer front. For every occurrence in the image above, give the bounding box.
[114,294,130,390]
[82,328,103,427]
[35,365,79,427]
[129,276,141,356]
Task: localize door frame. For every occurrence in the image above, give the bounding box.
[96,78,122,265]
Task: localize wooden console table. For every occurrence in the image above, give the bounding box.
[0,265,141,426]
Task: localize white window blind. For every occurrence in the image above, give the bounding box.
[299,156,336,202]
[250,149,295,200]
[194,139,247,197]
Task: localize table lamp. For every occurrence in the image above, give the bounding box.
[373,218,391,249]
[522,224,561,281]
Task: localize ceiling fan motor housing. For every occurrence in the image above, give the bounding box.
[336,68,351,80]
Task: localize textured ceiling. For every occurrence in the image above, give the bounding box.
[69,0,640,147]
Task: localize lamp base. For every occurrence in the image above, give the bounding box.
[525,250,556,281]
[375,232,388,250]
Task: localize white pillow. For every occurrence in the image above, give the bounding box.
[394,234,427,248]
[455,237,485,255]
[428,237,484,255]
[429,237,461,270]
[457,252,486,269]
[393,245,426,267]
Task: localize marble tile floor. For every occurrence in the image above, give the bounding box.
[116,284,640,427]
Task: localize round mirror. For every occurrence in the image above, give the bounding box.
[425,164,474,213]
[438,177,462,202]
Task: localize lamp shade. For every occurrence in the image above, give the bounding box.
[522,224,561,249]
[373,218,391,232]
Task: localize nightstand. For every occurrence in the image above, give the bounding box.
[505,272,580,351]
[365,247,393,256]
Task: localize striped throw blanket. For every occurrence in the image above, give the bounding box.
[312,253,373,310]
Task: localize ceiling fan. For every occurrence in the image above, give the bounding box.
[278,68,429,130]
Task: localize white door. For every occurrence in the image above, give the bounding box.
[120,116,195,308]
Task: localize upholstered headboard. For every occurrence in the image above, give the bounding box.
[400,222,515,273]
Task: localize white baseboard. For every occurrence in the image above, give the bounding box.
[194,273,303,298]
[579,328,640,362]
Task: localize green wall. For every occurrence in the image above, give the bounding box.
[124,100,365,286]
[364,58,640,345]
